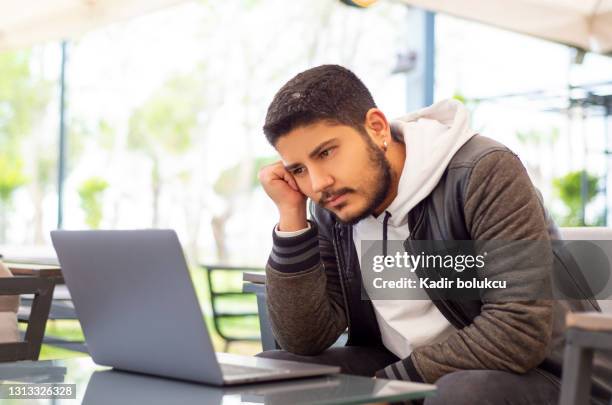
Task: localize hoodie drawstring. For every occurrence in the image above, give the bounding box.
[382,211,392,257]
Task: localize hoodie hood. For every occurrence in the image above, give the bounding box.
[351,99,474,358]
[370,98,476,228]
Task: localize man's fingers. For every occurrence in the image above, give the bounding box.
[260,161,300,192]
[283,171,299,192]
[258,161,284,183]
[258,160,305,201]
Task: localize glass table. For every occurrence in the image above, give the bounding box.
[0,356,436,404]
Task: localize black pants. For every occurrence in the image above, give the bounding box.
[256,346,562,405]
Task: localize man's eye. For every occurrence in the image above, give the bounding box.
[320,147,334,158]
[292,167,305,176]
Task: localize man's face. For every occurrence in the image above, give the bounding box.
[276,121,392,225]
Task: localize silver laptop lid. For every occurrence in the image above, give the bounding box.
[51,229,223,384]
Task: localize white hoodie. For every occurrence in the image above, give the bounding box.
[353,99,477,358]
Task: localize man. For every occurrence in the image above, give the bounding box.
[256,65,609,404]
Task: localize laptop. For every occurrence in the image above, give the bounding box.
[50,229,340,385]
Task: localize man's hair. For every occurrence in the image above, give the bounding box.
[263,64,377,145]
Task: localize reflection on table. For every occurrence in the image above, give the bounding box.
[0,356,436,405]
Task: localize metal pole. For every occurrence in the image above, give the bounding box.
[57,41,68,229]
[403,8,436,111]
[580,170,588,225]
[603,97,612,226]
[424,11,435,106]
[580,107,588,226]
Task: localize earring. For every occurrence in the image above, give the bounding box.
[383,140,388,151]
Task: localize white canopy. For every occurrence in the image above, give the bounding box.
[400,0,612,54]
[4,0,610,55]
[0,0,189,51]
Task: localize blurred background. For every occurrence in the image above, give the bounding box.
[1,0,612,358]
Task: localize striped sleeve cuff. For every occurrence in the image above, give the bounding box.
[376,356,424,383]
[268,220,321,273]
[275,222,311,237]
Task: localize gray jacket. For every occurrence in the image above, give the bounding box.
[265,135,611,401]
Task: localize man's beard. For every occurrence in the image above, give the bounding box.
[320,138,393,225]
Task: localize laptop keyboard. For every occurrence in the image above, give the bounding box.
[220,363,279,376]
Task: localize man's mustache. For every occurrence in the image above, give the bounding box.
[319,188,354,205]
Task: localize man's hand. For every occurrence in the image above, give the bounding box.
[258,160,308,232]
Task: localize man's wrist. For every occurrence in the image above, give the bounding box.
[275,223,311,237]
[278,206,308,232]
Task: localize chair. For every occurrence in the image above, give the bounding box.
[18,284,88,353]
[0,276,54,362]
[201,264,262,352]
[558,227,612,405]
[6,261,87,354]
[558,312,612,405]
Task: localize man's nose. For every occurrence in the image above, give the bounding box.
[310,167,334,194]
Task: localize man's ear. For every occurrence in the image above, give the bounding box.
[364,108,390,142]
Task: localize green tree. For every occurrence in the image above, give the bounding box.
[0,50,53,243]
[0,155,27,242]
[552,170,602,226]
[127,73,203,227]
[77,177,109,229]
[212,156,276,261]
[0,51,51,146]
